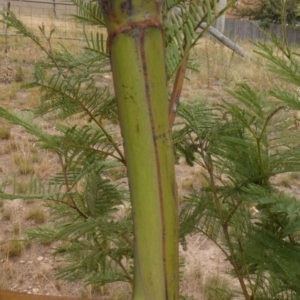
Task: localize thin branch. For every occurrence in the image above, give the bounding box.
[58,153,88,219]
[117,259,133,282]
[259,106,284,141]
[64,141,124,163]
[39,25,62,72]
[256,106,284,185]
[204,151,251,300]
[168,56,188,128]
[237,238,255,298]
[223,200,243,227]
[121,234,134,248]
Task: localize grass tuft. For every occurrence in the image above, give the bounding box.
[11,152,34,175]
[2,209,11,221]
[25,206,46,224]
[0,119,12,140]
[203,275,233,300]
[2,240,25,258]
[13,222,21,235]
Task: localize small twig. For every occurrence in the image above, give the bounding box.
[58,153,88,219]
[259,106,284,141]
[193,234,201,245]
[121,233,134,248]
[198,237,208,249]
[117,259,133,282]
[257,106,284,185]
[45,197,83,213]
[64,141,124,164]
[223,201,243,227]
[39,25,61,72]
[37,271,61,296]
[238,238,255,299]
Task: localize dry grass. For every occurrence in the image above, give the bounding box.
[180,175,196,191]
[6,139,19,152]
[25,206,46,224]
[13,222,21,235]
[13,180,29,194]
[290,172,300,180]
[1,239,25,258]
[182,39,284,105]
[203,275,233,300]
[0,276,7,290]
[11,152,35,175]
[25,199,36,205]
[2,208,12,221]
[9,136,46,176]
[0,120,12,140]
[26,88,41,109]
[280,176,291,188]
[0,83,21,103]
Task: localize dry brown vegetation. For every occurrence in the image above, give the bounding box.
[0,25,299,300]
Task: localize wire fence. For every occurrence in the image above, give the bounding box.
[2,1,300,44]
[1,0,87,39]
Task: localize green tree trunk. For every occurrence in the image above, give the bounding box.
[101,0,179,299]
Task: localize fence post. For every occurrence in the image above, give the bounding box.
[53,0,56,17]
[215,0,227,33]
[82,0,86,39]
[2,0,5,36]
[2,0,9,50]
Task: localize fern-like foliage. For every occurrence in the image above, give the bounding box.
[1,0,278,296]
[0,1,131,287]
[163,0,236,79]
[178,28,300,297]
[173,101,217,166]
[28,169,132,285]
[176,71,300,298]
[0,0,236,290]
[71,0,105,27]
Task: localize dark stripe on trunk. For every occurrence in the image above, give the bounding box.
[139,27,168,299]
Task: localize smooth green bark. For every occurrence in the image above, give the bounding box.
[101,0,179,299]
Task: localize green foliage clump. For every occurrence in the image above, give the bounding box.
[176,33,300,299]
[0,6,132,287]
